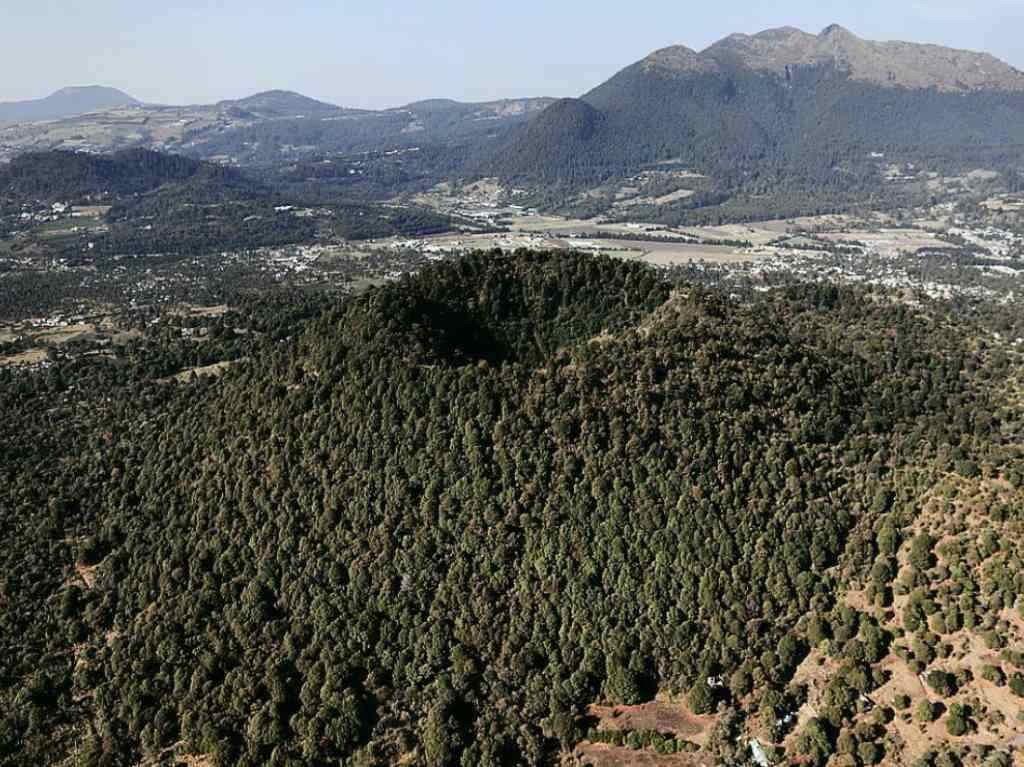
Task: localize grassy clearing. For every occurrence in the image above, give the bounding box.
[588,700,716,744]
[177,304,230,318]
[34,323,95,345]
[570,699,720,767]
[0,348,47,366]
[164,359,245,383]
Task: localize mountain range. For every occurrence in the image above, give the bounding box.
[4,25,1024,218]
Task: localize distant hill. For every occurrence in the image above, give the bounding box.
[216,90,348,118]
[176,96,556,169]
[0,86,138,123]
[493,25,1024,188]
[493,99,610,184]
[0,88,555,178]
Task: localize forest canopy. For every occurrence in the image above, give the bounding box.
[1,252,1021,767]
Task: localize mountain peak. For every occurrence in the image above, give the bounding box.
[48,85,135,100]
[701,24,1024,92]
[219,90,343,117]
[757,26,814,40]
[703,26,820,72]
[0,86,138,124]
[820,23,854,39]
[640,45,720,75]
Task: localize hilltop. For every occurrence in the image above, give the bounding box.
[0,86,138,123]
[216,89,349,118]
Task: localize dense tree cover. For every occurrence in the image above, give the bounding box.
[490,62,1024,221]
[501,62,1024,186]
[0,293,337,765]
[0,252,1017,766]
[266,147,495,206]
[102,181,451,249]
[85,209,317,259]
[0,149,228,204]
[326,204,452,241]
[0,150,453,260]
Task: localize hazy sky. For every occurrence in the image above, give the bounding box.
[2,0,1023,109]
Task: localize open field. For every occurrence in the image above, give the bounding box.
[34,323,96,344]
[167,359,244,383]
[750,213,884,233]
[169,304,231,318]
[613,189,696,209]
[567,698,721,767]
[0,317,143,352]
[818,228,942,254]
[618,241,754,265]
[0,104,247,158]
[367,205,1022,272]
[587,701,716,744]
[378,229,760,265]
[0,348,47,366]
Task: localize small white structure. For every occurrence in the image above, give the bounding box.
[749,739,771,767]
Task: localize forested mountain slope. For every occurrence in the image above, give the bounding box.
[493,25,1024,190]
[1,253,1022,766]
[0,149,232,202]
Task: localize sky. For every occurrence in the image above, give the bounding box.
[2,0,1024,109]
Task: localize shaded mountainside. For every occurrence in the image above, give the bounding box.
[2,252,1021,766]
[490,99,610,184]
[0,86,138,124]
[0,148,240,202]
[492,25,1024,187]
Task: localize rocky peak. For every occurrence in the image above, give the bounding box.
[699,24,1024,92]
[820,23,852,39]
[639,45,720,76]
